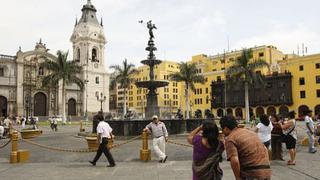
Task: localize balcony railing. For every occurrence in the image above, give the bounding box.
[0,54,16,60]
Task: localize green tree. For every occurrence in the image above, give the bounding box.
[41,51,84,121]
[110,59,138,117]
[170,62,205,119]
[226,48,269,123]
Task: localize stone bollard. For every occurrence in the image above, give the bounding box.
[10,131,18,163]
[107,138,113,150]
[140,130,151,161]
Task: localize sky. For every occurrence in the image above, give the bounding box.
[0,0,319,71]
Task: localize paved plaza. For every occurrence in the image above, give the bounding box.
[0,122,320,180]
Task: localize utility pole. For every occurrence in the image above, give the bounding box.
[223,50,227,116]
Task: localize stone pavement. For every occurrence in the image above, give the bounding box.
[0,122,319,180]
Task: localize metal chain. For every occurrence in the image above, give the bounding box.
[0,139,11,149]
[20,138,97,153]
[18,135,141,153]
[112,135,141,149]
[167,140,193,148]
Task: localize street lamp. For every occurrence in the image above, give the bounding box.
[25,95,33,121]
[96,92,106,113]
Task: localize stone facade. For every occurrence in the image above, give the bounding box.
[0,0,109,118]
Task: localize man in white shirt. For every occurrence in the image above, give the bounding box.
[144,115,169,163]
[304,109,317,153]
[89,113,116,167]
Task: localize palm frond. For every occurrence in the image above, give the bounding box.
[41,50,84,90]
[247,59,269,71]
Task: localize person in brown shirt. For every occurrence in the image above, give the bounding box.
[220,116,272,180]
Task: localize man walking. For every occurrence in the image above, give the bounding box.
[304,109,317,153]
[220,116,271,180]
[89,114,116,167]
[144,115,169,163]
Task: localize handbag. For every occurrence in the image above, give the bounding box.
[281,121,296,142]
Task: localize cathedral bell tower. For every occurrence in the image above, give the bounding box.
[70,0,109,117]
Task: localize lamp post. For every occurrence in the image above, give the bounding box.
[96,92,106,113]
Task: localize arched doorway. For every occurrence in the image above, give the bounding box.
[279,105,289,117]
[0,96,7,117]
[314,105,320,116]
[34,92,47,116]
[68,98,77,116]
[256,107,265,117]
[235,108,243,119]
[195,109,202,118]
[298,105,309,117]
[267,106,276,116]
[227,108,233,116]
[217,109,224,117]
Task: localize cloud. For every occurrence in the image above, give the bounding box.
[234,23,320,55]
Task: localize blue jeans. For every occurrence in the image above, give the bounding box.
[306,131,316,152]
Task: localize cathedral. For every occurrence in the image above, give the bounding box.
[0,0,109,118]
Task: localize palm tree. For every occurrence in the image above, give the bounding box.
[41,50,84,121]
[110,59,138,117]
[170,62,205,119]
[226,48,269,123]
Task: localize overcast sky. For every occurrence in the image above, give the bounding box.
[1,0,319,70]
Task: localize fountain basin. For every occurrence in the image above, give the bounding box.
[141,59,162,66]
[21,129,42,139]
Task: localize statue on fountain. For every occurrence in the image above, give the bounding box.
[147,20,157,39]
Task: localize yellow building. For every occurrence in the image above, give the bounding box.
[279,53,320,117]
[189,45,285,118]
[127,60,184,118]
[114,45,320,119]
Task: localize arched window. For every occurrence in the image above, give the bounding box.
[38,67,44,76]
[76,48,80,62]
[92,48,97,62]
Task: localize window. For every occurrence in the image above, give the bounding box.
[92,48,97,62]
[76,48,80,62]
[316,76,320,84]
[316,63,320,69]
[299,77,305,85]
[217,76,221,81]
[299,65,304,71]
[0,68,3,77]
[317,90,320,98]
[259,52,264,57]
[206,88,208,94]
[300,91,306,98]
[38,67,44,76]
[95,76,99,84]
